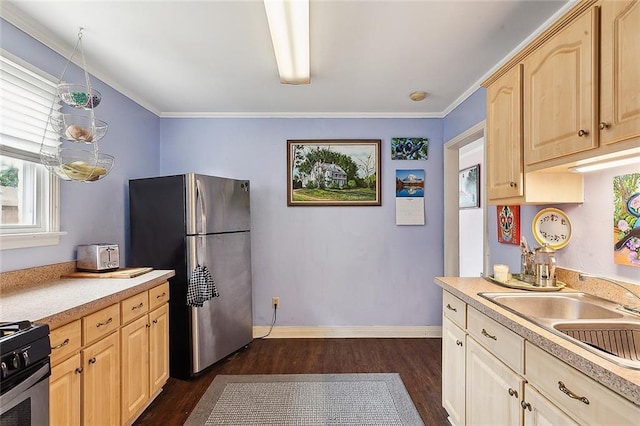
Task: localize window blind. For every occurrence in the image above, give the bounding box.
[0,50,61,155]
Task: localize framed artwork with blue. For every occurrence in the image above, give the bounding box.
[391,138,428,160]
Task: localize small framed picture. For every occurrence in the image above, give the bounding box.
[459,164,480,209]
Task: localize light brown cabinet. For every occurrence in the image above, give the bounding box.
[523,7,598,166]
[485,65,584,205]
[120,283,170,425]
[486,65,524,201]
[48,282,170,426]
[82,331,120,426]
[484,0,639,187]
[50,353,82,426]
[599,0,640,146]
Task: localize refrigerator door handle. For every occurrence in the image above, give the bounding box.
[195,177,207,234]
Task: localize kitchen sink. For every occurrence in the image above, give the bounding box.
[479,291,640,369]
[479,292,624,320]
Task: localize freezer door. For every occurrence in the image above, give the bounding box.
[187,232,253,374]
[185,174,250,235]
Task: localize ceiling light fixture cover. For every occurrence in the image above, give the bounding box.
[410,91,427,101]
[264,0,310,84]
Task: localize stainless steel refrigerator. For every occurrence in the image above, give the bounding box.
[129,173,252,380]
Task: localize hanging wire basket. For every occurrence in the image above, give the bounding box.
[39,27,113,182]
[42,147,114,182]
[58,82,102,109]
[49,113,108,143]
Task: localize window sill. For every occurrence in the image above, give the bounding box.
[0,231,67,250]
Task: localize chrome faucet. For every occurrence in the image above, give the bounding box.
[579,273,640,315]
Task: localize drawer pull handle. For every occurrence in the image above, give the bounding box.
[131,302,144,311]
[599,121,610,130]
[96,317,112,328]
[88,357,97,365]
[481,328,497,340]
[75,367,83,374]
[558,381,590,405]
[509,181,517,188]
[508,388,518,398]
[456,340,463,347]
[577,129,589,137]
[521,400,532,411]
[156,292,166,299]
[152,319,159,325]
[52,338,70,350]
[446,304,457,312]
[146,323,151,328]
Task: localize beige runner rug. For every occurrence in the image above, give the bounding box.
[184,373,424,425]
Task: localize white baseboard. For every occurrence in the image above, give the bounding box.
[252,326,442,339]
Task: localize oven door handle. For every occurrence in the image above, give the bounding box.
[0,363,49,407]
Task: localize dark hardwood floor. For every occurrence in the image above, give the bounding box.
[134,338,449,425]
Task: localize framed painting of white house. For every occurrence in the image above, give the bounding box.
[287,139,382,206]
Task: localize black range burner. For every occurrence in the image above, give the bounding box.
[0,321,50,384]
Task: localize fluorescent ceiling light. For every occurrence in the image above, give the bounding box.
[570,156,640,173]
[264,0,310,84]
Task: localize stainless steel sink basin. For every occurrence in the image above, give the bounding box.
[480,292,624,320]
[479,291,640,369]
[553,321,640,368]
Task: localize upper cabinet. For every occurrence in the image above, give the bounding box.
[523,7,598,166]
[486,65,523,200]
[599,0,640,146]
[483,0,640,202]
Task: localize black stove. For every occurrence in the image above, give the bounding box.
[0,321,50,390]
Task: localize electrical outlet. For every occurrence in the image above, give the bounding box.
[272,297,280,309]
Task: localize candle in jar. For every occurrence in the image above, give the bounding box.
[494,264,509,282]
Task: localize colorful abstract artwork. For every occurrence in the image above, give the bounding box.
[613,172,640,267]
[391,138,429,160]
[497,205,520,245]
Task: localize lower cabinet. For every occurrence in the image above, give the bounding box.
[521,384,579,426]
[50,353,82,426]
[440,290,640,426]
[121,303,169,424]
[48,282,170,426]
[442,316,466,426]
[466,338,523,426]
[82,332,121,426]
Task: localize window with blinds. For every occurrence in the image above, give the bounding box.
[0,49,63,249]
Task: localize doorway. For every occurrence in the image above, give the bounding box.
[443,121,488,277]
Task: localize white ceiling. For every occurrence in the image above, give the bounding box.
[1,0,570,117]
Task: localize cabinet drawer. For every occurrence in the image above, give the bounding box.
[467,306,524,373]
[121,291,149,324]
[525,343,638,426]
[82,304,120,345]
[149,282,169,311]
[443,291,466,328]
[50,320,81,366]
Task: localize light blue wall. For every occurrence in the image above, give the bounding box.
[442,88,486,142]
[0,20,161,272]
[159,118,445,326]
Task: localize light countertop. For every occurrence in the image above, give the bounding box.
[0,269,175,329]
[434,276,640,406]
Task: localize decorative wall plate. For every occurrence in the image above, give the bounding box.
[532,207,572,249]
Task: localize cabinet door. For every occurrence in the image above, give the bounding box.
[83,331,120,426]
[121,315,150,424]
[149,303,169,395]
[442,317,466,426]
[600,0,640,145]
[486,64,524,200]
[523,384,579,426]
[50,353,81,426]
[524,8,598,165]
[466,338,523,426]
